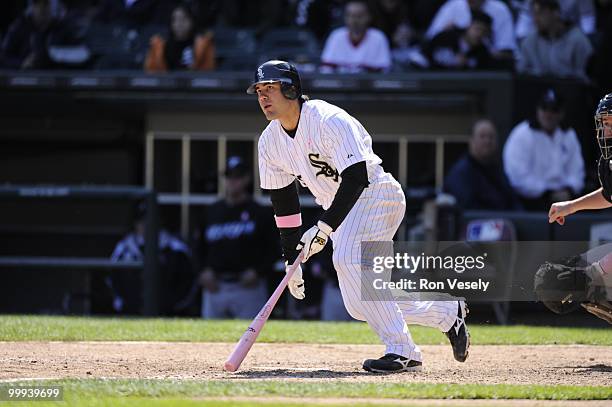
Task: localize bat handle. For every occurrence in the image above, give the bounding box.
[223,252,304,372]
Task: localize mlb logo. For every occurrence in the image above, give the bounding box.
[466,220,504,241]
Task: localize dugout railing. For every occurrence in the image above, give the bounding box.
[0,185,160,315]
[145,131,470,240]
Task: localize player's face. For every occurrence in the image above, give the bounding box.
[602,116,612,139]
[532,3,556,31]
[31,0,52,27]
[171,7,194,41]
[465,21,489,45]
[345,2,370,34]
[469,121,497,163]
[255,82,292,121]
[225,174,250,198]
[537,106,562,133]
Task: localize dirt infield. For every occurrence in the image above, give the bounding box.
[1,341,611,386]
[202,398,611,406]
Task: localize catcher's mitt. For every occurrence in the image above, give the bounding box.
[534,257,588,314]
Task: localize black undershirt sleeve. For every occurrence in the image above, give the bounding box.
[267,182,302,264]
[598,156,612,203]
[320,161,369,230]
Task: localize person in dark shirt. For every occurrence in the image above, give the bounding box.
[444,118,522,210]
[199,156,277,319]
[144,2,215,72]
[0,0,76,69]
[109,202,194,316]
[421,9,493,70]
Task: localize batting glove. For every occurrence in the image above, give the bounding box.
[297,221,333,263]
[285,262,305,300]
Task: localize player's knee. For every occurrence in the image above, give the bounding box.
[343,301,366,321]
[332,250,357,273]
[331,250,342,270]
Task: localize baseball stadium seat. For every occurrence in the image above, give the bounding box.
[257,28,320,65]
[214,28,257,71]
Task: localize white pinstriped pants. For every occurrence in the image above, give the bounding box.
[330,179,457,361]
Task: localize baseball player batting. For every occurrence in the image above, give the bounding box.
[249,60,470,372]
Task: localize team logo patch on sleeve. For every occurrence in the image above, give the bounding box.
[308,153,339,182]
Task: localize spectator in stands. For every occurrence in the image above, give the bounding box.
[389,23,423,69]
[425,0,517,58]
[503,89,585,211]
[445,119,522,210]
[516,0,593,81]
[320,0,391,73]
[144,2,214,72]
[371,0,413,47]
[420,10,495,70]
[0,0,78,69]
[199,156,277,319]
[514,0,596,41]
[369,0,424,70]
[109,202,195,315]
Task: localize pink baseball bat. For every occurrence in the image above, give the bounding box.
[224,252,304,372]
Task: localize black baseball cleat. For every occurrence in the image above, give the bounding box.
[363,353,422,373]
[445,301,470,362]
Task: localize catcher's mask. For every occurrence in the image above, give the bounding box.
[595,93,612,159]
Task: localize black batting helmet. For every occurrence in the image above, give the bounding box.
[246,60,301,100]
[596,93,612,159]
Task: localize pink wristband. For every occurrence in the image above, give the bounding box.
[275,213,302,228]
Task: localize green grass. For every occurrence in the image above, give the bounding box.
[0,315,610,345]
[1,379,611,407]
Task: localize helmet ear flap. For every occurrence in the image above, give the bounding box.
[281,83,298,100]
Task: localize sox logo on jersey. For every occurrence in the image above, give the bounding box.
[258,99,385,209]
[308,153,339,182]
[291,155,339,185]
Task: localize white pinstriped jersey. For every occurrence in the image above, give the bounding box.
[258,99,459,361]
[258,99,390,209]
